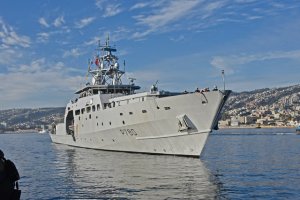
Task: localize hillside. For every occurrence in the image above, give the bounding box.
[222,84,300,126]
[225,84,300,111]
[0,107,64,131]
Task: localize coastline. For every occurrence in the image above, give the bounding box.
[219,125,295,129]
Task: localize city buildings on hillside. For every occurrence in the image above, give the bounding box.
[220,92,300,127]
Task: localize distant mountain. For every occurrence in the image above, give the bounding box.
[225,84,300,110]
[222,84,300,123]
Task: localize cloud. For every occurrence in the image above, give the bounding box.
[63,48,84,58]
[95,0,105,9]
[85,36,101,46]
[53,16,65,27]
[210,50,300,73]
[0,49,21,65]
[130,1,300,39]
[0,58,83,108]
[170,35,185,42]
[75,17,95,28]
[38,17,50,27]
[95,0,123,17]
[132,1,200,38]
[201,1,226,19]
[37,32,50,43]
[103,3,122,17]
[130,2,150,10]
[0,18,31,48]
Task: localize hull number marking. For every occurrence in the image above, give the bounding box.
[120,129,137,136]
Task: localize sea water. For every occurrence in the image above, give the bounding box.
[0,128,299,199]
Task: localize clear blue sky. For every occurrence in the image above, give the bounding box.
[1,0,300,109]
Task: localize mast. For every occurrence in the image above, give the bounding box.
[82,37,140,95]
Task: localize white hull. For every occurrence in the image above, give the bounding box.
[50,131,209,157]
[50,90,230,157]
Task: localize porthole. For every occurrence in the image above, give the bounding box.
[142,110,147,113]
[109,121,111,125]
[102,122,104,126]
[120,113,123,116]
[122,120,125,125]
[129,112,133,115]
[97,123,99,126]
[164,107,171,110]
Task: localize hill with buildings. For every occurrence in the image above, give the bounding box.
[0,107,64,132]
[221,84,300,127]
[0,84,300,132]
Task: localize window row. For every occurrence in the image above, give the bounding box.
[75,106,171,116]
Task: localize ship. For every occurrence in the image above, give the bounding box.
[49,38,231,157]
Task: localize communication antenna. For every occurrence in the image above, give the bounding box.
[123,60,126,72]
[128,77,136,94]
[221,69,225,91]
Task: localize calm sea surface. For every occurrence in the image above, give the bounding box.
[0,128,299,199]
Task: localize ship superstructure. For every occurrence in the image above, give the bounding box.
[50,38,231,157]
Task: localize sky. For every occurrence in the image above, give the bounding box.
[0,0,300,109]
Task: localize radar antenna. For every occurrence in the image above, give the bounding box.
[150,80,159,93]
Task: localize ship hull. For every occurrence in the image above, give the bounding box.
[50,90,230,157]
[50,131,209,157]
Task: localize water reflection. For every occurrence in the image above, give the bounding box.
[52,145,218,199]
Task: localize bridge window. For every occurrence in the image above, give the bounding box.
[81,108,85,114]
[75,110,80,115]
[97,104,100,110]
[164,107,171,110]
[86,106,91,113]
[92,105,95,112]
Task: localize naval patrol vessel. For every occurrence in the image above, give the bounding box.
[50,38,231,157]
